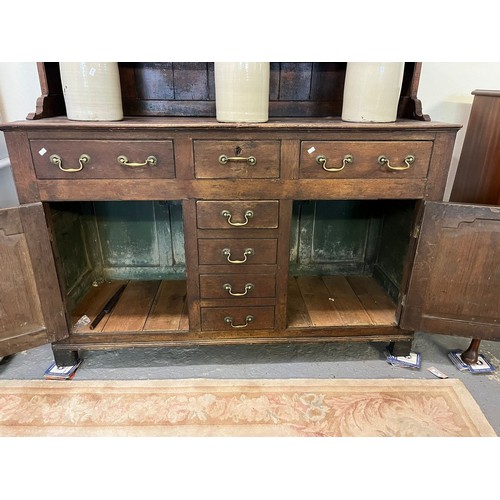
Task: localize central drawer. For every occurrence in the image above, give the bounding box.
[197,200,279,229]
[198,238,278,266]
[193,140,280,178]
[30,139,175,179]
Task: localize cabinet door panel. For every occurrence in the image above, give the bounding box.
[401,201,500,340]
[0,204,68,357]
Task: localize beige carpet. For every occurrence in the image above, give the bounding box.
[0,378,495,437]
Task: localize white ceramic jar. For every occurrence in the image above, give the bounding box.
[214,62,270,123]
[341,62,405,123]
[59,62,123,121]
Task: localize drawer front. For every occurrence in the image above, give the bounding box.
[200,274,276,299]
[30,139,175,179]
[299,141,433,179]
[197,200,279,229]
[198,238,278,265]
[193,140,280,178]
[201,306,275,331]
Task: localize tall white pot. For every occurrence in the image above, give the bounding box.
[59,62,123,121]
[214,62,270,123]
[341,62,405,123]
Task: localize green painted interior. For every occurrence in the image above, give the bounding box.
[51,199,414,312]
[290,200,414,300]
[373,200,416,301]
[290,200,382,275]
[51,201,186,312]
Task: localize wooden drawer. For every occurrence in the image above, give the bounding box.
[193,140,280,178]
[201,306,275,331]
[30,139,175,179]
[197,200,279,229]
[198,238,278,265]
[200,274,276,299]
[299,140,433,179]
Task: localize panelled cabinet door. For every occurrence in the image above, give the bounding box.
[0,203,69,357]
[401,201,500,340]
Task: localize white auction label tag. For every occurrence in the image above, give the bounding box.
[38,147,47,156]
[307,146,316,154]
[89,67,96,76]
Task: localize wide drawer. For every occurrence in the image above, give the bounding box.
[200,273,276,299]
[201,306,275,331]
[197,200,279,229]
[193,140,280,178]
[299,140,433,179]
[198,238,278,265]
[30,139,175,179]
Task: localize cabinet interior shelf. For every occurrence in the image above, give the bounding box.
[70,275,397,336]
[287,275,397,328]
[71,279,189,334]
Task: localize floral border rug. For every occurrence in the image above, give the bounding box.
[0,378,495,436]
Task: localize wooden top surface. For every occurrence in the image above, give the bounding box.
[472,89,500,97]
[0,116,462,132]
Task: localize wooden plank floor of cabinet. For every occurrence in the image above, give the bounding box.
[287,276,397,328]
[71,280,189,334]
[144,280,188,331]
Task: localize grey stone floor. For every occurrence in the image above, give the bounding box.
[1,331,499,434]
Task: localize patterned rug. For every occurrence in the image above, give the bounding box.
[0,378,495,437]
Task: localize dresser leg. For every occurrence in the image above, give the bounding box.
[52,347,80,367]
[387,339,413,357]
[460,338,481,365]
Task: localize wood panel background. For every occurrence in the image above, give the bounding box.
[28,62,426,120]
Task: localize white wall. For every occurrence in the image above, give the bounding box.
[1,61,500,198]
[0,62,41,158]
[419,62,500,199]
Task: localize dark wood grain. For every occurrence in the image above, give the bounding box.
[200,306,275,331]
[0,203,68,366]
[193,140,280,179]
[401,202,500,340]
[299,140,433,179]
[30,139,175,179]
[198,238,278,266]
[450,91,500,205]
[196,200,279,229]
[199,274,276,299]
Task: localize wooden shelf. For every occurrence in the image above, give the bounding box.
[29,62,427,121]
[287,275,397,328]
[71,280,189,334]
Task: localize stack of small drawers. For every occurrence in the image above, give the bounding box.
[192,138,282,333]
[196,199,280,332]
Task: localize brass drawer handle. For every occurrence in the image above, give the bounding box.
[316,154,353,172]
[378,154,415,171]
[219,154,257,166]
[223,283,254,296]
[221,209,254,226]
[221,247,254,264]
[117,155,157,167]
[224,314,254,328]
[50,154,90,173]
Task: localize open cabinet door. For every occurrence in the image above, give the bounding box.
[400,201,500,340]
[0,202,69,357]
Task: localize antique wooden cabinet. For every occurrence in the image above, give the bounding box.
[0,63,498,366]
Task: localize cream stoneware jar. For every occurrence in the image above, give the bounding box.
[341,62,405,123]
[214,62,270,123]
[60,62,123,121]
